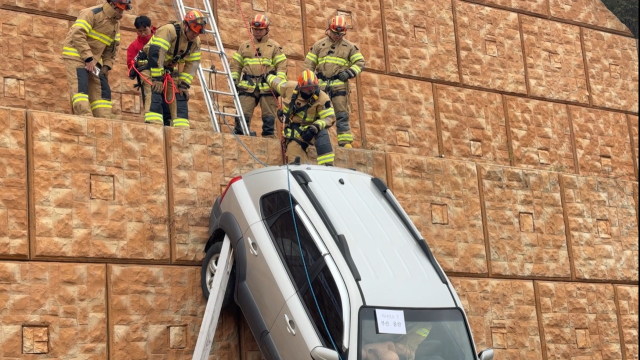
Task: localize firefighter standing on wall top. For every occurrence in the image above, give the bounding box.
[303,15,365,148]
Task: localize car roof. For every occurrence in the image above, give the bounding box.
[243,165,456,308]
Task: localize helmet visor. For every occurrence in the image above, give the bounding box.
[190,17,208,34]
[114,0,131,10]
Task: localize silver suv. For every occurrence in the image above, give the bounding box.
[201,165,494,360]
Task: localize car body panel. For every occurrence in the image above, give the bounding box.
[271,292,324,360]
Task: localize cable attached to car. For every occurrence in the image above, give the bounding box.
[286,163,343,360]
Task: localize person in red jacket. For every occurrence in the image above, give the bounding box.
[127,16,170,123]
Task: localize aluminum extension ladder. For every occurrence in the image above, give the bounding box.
[192,236,234,360]
[171,0,250,135]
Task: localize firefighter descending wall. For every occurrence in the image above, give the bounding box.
[0,0,637,357]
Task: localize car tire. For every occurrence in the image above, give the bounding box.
[200,241,236,309]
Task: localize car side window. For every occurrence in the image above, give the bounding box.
[261,191,344,353]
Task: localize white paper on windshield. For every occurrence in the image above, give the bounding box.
[375,309,406,334]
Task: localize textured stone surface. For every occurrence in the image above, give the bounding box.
[521,16,590,104]
[562,174,638,281]
[0,262,107,358]
[456,2,526,93]
[630,115,639,178]
[30,112,170,260]
[438,85,509,165]
[109,265,239,359]
[480,165,570,277]
[360,73,438,156]
[450,278,542,358]
[334,147,387,179]
[616,285,639,360]
[167,129,281,263]
[384,0,459,82]
[570,106,635,181]
[0,11,69,113]
[549,0,630,32]
[0,107,28,258]
[506,96,575,172]
[389,155,487,274]
[304,3,385,72]
[216,0,304,57]
[241,316,264,360]
[480,0,548,15]
[583,29,639,113]
[537,281,623,359]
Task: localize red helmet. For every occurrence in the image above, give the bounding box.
[184,10,207,34]
[297,70,319,93]
[328,15,347,34]
[250,14,270,29]
[111,0,131,10]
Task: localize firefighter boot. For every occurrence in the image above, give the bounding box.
[335,111,353,147]
[314,129,334,166]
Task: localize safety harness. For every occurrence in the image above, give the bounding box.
[316,72,347,97]
[282,87,321,148]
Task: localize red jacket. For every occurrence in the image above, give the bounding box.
[126,27,155,67]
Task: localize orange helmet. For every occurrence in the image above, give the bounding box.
[184,10,207,34]
[328,15,347,34]
[250,14,270,29]
[111,0,131,10]
[297,70,319,92]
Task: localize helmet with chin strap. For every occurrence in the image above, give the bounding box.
[184,10,208,34]
[110,0,131,10]
[328,15,347,34]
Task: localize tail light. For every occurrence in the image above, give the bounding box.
[220,176,242,203]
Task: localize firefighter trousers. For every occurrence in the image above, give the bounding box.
[64,59,113,118]
[137,75,171,126]
[284,124,334,166]
[141,69,189,127]
[323,83,352,146]
[237,88,278,138]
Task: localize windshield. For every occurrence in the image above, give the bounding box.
[358,307,475,360]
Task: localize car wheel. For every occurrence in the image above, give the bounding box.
[200,241,235,309]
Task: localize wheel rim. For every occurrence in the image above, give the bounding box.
[206,253,220,291]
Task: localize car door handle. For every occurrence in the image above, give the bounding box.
[247,237,258,256]
[284,314,296,336]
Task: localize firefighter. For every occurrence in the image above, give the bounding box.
[230,14,287,138]
[140,10,204,127]
[62,0,129,118]
[303,15,365,148]
[265,70,335,166]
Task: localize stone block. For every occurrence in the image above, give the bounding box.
[383,0,459,82]
[108,265,239,359]
[216,0,304,57]
[389,154,487,274]
[480,0,548,15]
[570,106,635,181]
[361,73,438,155]
[480,165,570,277]
[438,85,509,165]
[583,29,639,113]
[537,281,622,359]
[304,5,385,72]
[0,107,28,258]
[222,133,283,181]
[450,278,542,358]
[0,262,107,358]
[630,115,638,178]
[506,96,576,172]
[521,16,590,104]
[456,2,526,93]
[549,0,630,32]
[561,174,638,281]
[30,112,170,260]
[615,285,639,360]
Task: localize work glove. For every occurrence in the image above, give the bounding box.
[277,109,285,123]
[151,77,164,93]
[337,69,356,82]
[178,81,190,101]
[101,65,110,80]
[301,125,319,143]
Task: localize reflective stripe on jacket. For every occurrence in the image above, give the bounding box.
[303,36,365,87]
[142,23,202,85]
[230,36,287,93]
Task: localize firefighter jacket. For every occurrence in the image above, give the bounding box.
[266,74,335,131]
[62,3,121,69]
[303,36,365,87]
[230,35,287,94]
[143,23,202,86]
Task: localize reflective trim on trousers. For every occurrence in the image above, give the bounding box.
[90,99,112,110]
[317,153,335,165]
[144,112,164,124]
[172,118,190,127]
[72,93,89,105]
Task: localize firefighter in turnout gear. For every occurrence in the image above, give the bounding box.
[63,0,129,118]
[303,15,365,148]
[230,14,287,138]
[266,70,335,166]
[140,10,204,127]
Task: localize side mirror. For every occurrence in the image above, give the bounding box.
[310,347,339,360]
[478,348,494,360]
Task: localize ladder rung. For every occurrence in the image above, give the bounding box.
[202,67,226,75]
[204,29,217,35]
[208,89,233,96]
[215,111,240,118]
[201,47,222,55]
[183,6,210,14]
